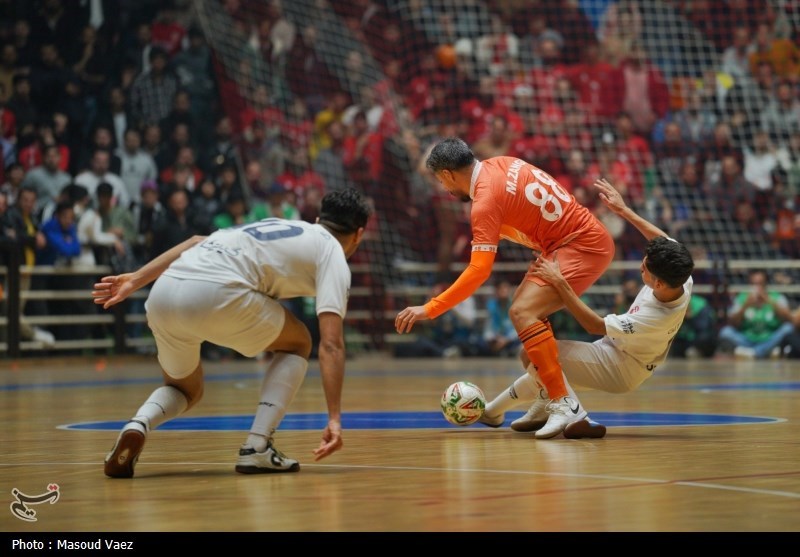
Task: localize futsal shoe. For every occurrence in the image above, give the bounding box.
[534,396,588,439]
[563,418,607,439]
[104,419,148,478]
[510,388,549,432]
[477,412,504,428]
[235,440,300,474]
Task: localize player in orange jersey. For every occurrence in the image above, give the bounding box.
[395,137,615,438]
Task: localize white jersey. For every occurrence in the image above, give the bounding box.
[603,275,693,370]
[163,219,351,317]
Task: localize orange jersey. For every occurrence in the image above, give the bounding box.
[470,157,600,254]
[424,157,608,319]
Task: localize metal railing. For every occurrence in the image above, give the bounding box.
[3,247,799,357]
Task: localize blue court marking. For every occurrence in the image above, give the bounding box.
[62,410,781,432]
[5,370,800,393]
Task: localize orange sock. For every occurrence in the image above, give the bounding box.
[518,321,566,400]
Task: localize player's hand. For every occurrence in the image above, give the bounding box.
[395,305,429,333]
[313,419,343,461]
[527,256,564,285]
[92,274,136,309]
[594,178,627,214]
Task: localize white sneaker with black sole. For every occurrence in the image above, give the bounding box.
[235,440,300,474]
[510,388,549,432]
[534,396,588,439]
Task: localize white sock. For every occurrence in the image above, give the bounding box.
[245,352,308,452]
[485,372,541,417]
[131,386,189,432]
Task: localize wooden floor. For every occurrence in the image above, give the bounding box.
[1,352,799,535]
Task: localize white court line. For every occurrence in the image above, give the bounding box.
[4,462,799,499]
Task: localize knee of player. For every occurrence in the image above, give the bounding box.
[508,302,547,328]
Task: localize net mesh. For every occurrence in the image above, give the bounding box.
[193,0,800,349]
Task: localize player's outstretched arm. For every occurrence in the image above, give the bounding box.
[92,235,206,309]
[594,178,667,241]
[314,312,345,460]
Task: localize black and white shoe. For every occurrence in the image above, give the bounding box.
[235,441,300,474]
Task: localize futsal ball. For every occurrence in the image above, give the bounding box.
[440,381,486,426]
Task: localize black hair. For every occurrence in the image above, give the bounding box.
[62,183,89,203]
[318,187,372,235]
[54,199,74,216]
[96,182,114,197]
[644,236,694,288]
[425,137,476,173]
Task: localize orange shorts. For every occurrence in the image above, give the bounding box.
[525,221,615,296]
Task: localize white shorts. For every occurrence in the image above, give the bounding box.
[145,275,286,378]
[557,338,651,394]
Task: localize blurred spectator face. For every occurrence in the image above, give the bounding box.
[216,116,232,139]
[13,76,30,98]
[136,23,151,46]
[496,280,512,300]
[227,198,246,218]
[219,166,237,188]
[566,150,585,174]
[151,51,168,74]
[172,123,190,146]
[141,187,158,208]
[538,39,561,65]
[172,166,191,189]
[96,190,113,211]
[327,121,345,145]
[756,62,773,87]
[91,151,110,175]
[352,112,368,136]
[732,26,749,50]
[80,25,95,45]
[1,44,16,66]
[777,82,794,104]
[174,91,191,112]
[199,179,216,199]
[43,146,61,170]
[6,165,24,187]
[40,43,59,67]
[721,156,740,179]
[680,161,699,186]
[18,188,36,215]
[94,127,114,149]
[752,131,770,152]
[616,114,634,137]
[57,206,75,230]
[110,88,126,111]
[168,190,189,214]
[664,122,682,144]
[123,129,141,152]
[0,191,7,214]
[244,160,261,183]
[53,112,68,135]
[13,20,30,42]
[176,146,195,167]
[489,116,508,142]
[713,122,731,143]
[143,125,161,148]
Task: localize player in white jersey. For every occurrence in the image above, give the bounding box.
[477,178,695,438]
[93,188,372,477]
